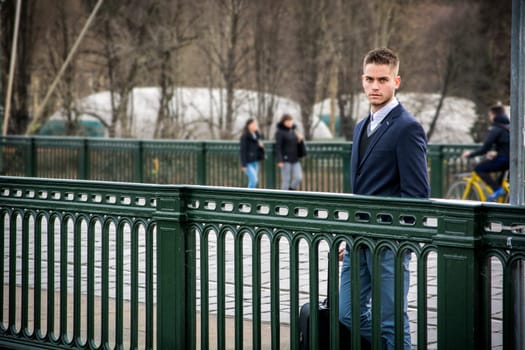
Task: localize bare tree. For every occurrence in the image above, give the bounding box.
[421,3,481,141]
[292,0,329,140]
[367,0,400,48]
[252,0,286,137]
[148,0,199,138]
[470,0,511,142]
[326,0,370,140]
[82,0,157,137]
[42,0,84,135]
[0,0,512,142]
[200,0,252,139]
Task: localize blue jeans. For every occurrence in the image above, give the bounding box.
[245,162,259,188]
[474,156,509,191]
[339,247,411,350]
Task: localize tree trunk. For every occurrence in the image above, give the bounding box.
[253,0,284,138]
[427,53,453,141]
[294,0,326,140]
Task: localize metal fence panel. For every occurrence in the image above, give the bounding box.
[0,137,482,196]
[0,178,157,349]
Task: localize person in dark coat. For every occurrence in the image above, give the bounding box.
[462,105,510,201]
[240,118,264,188]
[275,114,305,190]
[339,48,430,350]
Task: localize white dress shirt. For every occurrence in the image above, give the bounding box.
[368,97,399,136]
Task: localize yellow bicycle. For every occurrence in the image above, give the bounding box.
[446,171,510,203]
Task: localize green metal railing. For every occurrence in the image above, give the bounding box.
[1,136,482,196]
[0,177,158,349]
[1,176,524,349]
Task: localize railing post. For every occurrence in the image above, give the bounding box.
[428,144,443,198]
[0,138,3,174]
[264,141,276,189]
[197,142,206,185]
[343,142,352,193]
[85,138,91,179]
[27,136,36,177]
[135,140,143,183]
[435,202,483,349]
[78,138,89,180]
[155,187,188,349]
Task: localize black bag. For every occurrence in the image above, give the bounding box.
[297,140,307,159]
[257,144,265,161]
[299,255,371,350]
[298,300,371,350]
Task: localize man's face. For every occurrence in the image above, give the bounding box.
[488,111,495,123]
[362,63,400,112]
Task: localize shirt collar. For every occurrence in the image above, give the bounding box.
[370,97,399,124]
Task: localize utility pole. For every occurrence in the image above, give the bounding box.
[510,0,525,349]
[2,0,21,136]
[510,0,525,205]
[0,0,4,122]
[0,0,6,173]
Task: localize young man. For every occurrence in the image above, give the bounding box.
[461,105,510,201]
[339,48,430,349]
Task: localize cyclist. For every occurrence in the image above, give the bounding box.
[461,105,510,201]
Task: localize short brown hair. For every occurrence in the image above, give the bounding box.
[489,105,506,116]
[363,48,400,75]
[280,114,293,123]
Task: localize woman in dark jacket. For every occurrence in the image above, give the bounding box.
[240,118,264,188]
[462,105,510,200]
[275,114,306,190]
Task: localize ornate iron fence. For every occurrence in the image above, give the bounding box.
[1,176,524,349]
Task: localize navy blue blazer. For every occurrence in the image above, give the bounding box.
[351,103,430,198]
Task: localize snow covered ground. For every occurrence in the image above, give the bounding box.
[49,87,478,143]
[49,87,331,139]
[313,92,478,144]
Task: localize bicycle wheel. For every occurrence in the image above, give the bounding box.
[446,180,482,201]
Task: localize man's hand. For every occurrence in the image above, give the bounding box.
[241,166,246,172]
[461,150,470,159]
[486,150,498,159]
[338,246,346,262]
[277,162,283,168]
[296,134,303,142]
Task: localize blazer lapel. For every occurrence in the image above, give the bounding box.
[351,119,367,177]
[358,106,401,169]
